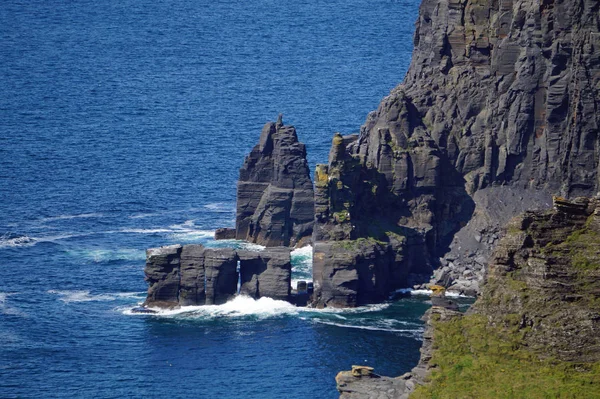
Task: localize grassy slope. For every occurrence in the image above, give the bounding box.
[412,211,600,398]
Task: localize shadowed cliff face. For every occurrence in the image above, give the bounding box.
[314,0,600,307]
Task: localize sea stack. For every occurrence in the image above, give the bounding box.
[233,114,315,247]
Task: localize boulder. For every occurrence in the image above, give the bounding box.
[214,228,236,240]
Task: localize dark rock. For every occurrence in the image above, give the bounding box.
[179,244,206,306]
[296,281,308,293]
[143,244,182,308]
[312,238,403,308]
[214,228,236,240]
[235,116,314,247]
[238,247,291,301]
[317,0,600,307]
[142,245,293,308]
[203,248,239,305]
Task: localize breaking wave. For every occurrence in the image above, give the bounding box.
[203,202,235,213]
[123,295,392,319]
[309,319,424,338]
[0,233,37,248]
[393,288,473,298]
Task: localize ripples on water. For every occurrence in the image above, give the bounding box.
[0,0,426,397]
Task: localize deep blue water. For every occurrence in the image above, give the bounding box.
[0,0,432,397]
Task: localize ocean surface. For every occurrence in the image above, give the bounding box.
[0,0,449,397]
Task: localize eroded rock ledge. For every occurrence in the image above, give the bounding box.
[144,244,293,307]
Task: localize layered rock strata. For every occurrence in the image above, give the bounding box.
[143,244,292,308]
[338,196,600,396]
[472,196,600,362]
[234,115,314,247]
[314,0,600,304]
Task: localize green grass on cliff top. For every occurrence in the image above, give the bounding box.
[411,314,600,399]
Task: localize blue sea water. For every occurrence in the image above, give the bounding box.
[0,0,441,397]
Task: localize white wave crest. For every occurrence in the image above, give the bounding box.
[118,228,173,234]
[66,248,146,263]
[0,234,37,248]
[169,230,215,242]
[40,213,104,222]
[204,203,235,213]
[126,295,299,319]
[291,245,312,258]
[311,319,424,337]
[49,290,146,303]
[393,288,473,298]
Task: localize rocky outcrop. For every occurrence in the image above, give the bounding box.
[234,115,314,247]
[238,248,292,301]
[143,244,292,308]
[337,197,600,396]
[472,196,600,362]
[431,186,553,295]
[336,306,461,398]
[314,0,600,305]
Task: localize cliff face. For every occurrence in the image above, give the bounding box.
[235,115,314,247]
[473,196,600,362]
[314,0,600,305]
[338,198,600,398]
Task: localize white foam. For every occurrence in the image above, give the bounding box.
[134,295,299,319]
[49,290,146,303]
[40,213,104,222]
[0,234,37,248]
[291,245,312,258]
[67,248,146,263]
[0,293,24,316]
[236,242,266,251]
[392,287,473,298]
[204,202,235,213]
[169,230,215,241]
[118,228,173,234]
[411,289,434,296]
[311,319,424,336]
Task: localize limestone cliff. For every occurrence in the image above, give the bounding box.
[235,115,314,247]
[314,0,600,305]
